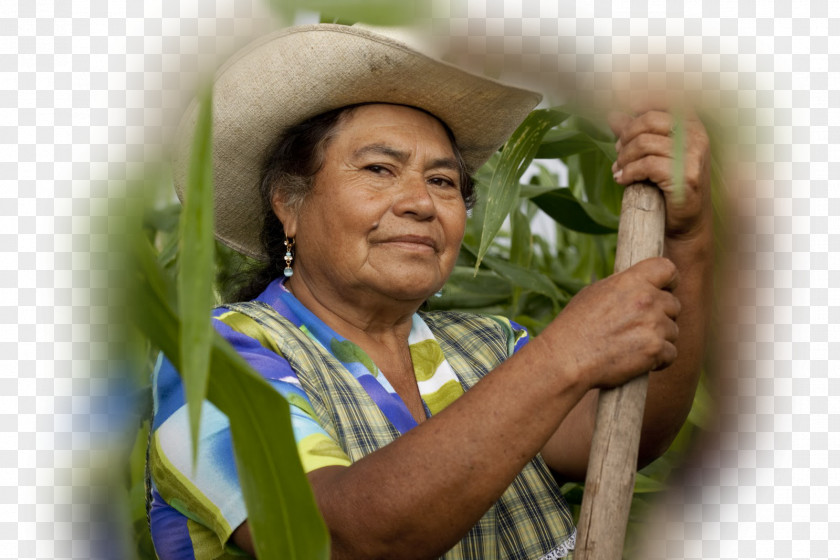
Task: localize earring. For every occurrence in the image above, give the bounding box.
[283,237,295,278]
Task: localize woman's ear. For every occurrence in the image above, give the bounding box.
[271,190,297,238]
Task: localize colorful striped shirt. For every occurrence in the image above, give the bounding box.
[148,277,575,559]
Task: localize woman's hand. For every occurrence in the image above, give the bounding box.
[541,256,681,391]
[543,104,715,479]
[608,106,712,241]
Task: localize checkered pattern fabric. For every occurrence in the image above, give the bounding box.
[229,302,577,559]
[2,0,836,557]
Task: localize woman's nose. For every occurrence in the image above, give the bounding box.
[393,175,435,219]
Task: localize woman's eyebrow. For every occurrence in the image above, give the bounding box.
[351,144,459,171]
[427,157,460,172]
[352,144,409,162]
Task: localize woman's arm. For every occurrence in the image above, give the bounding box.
[232,255,681,559]
[541,106,714,479]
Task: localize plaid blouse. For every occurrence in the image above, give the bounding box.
[148,278,576,559]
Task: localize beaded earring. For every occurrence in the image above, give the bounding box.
[283,237,295,278]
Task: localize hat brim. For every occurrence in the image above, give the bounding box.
[173,24,542,260]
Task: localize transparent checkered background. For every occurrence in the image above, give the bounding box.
[1,0,836,558]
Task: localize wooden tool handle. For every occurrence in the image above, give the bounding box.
[576,182,666,560]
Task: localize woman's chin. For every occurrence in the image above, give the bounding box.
[359,263,448,304]
[383,286,440,304]
[367,279,442,305]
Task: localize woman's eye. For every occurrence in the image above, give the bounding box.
[429,177,457,188]
[365,165,388,174]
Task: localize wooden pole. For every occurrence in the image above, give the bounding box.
[576,182,666,560]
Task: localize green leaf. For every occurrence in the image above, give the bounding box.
[472,150,499,186]
[128,419,151,519]
[178,84,216,464]
[577,148,623,217]
[543,264,587,297]
[632,472,667,494]
[509,206,532,268]
[131,236,330,559]
[569,111,613,142]
[510,310,551,335]
[143,204,181,234]
[474,109,567,272]
[686,373,713,429]
[430,267,512,309]
[531,188,619,234]
[560,482,584,504]
[132,235,177,327]
[534,129,596,159]
[464,246,563,310]
[157,227,180,271]
[662,412,697,459]
[519,181,563,199]
[590,139,618,161]
[588,233,616,281]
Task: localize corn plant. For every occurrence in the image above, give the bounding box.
[122,11,725,558]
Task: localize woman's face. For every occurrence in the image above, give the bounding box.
[276,104,467,306]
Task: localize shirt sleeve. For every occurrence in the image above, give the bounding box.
[210,308,353,472]
[486,315,530,356]
[149,308,351,556]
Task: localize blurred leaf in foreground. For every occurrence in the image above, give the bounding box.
[132,234,330,559]
[178,84,216,464]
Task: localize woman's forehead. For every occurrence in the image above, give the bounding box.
[330,104,454,151]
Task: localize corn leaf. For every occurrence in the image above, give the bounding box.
[430,267,512,309]
[519,182,563,199]
[531,188,619,234]
[178,84,216,464]
[143,204,181,234]
[632,472,667,494]
[481,256,563,308]
[132,235,330,559]
[509,206,532,268]
[474,109,567,272]
[535,129,597,159]
[577,149,623,217]
[686,374,713,429]
[543,266,587,297]
[463,243,563,310]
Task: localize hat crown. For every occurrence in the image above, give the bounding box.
[174,24,541,260]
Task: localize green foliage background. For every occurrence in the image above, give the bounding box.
[121,7,724,560]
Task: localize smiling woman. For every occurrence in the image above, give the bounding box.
[276,105,467,312]
[148,23,713,560]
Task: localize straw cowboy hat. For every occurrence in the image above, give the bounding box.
[173,23,542,260]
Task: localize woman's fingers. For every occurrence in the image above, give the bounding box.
[616,259,682,373]
[612,154,674,187]
[635,255,679,290]
[613,110,675,151]
[611,134,672,177]
[651,340,678,372]
[610,108,711,237]
[544,257,684,388]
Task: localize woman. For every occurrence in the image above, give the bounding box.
[149,24,713,559]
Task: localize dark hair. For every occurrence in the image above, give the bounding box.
[231,103,475,302]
